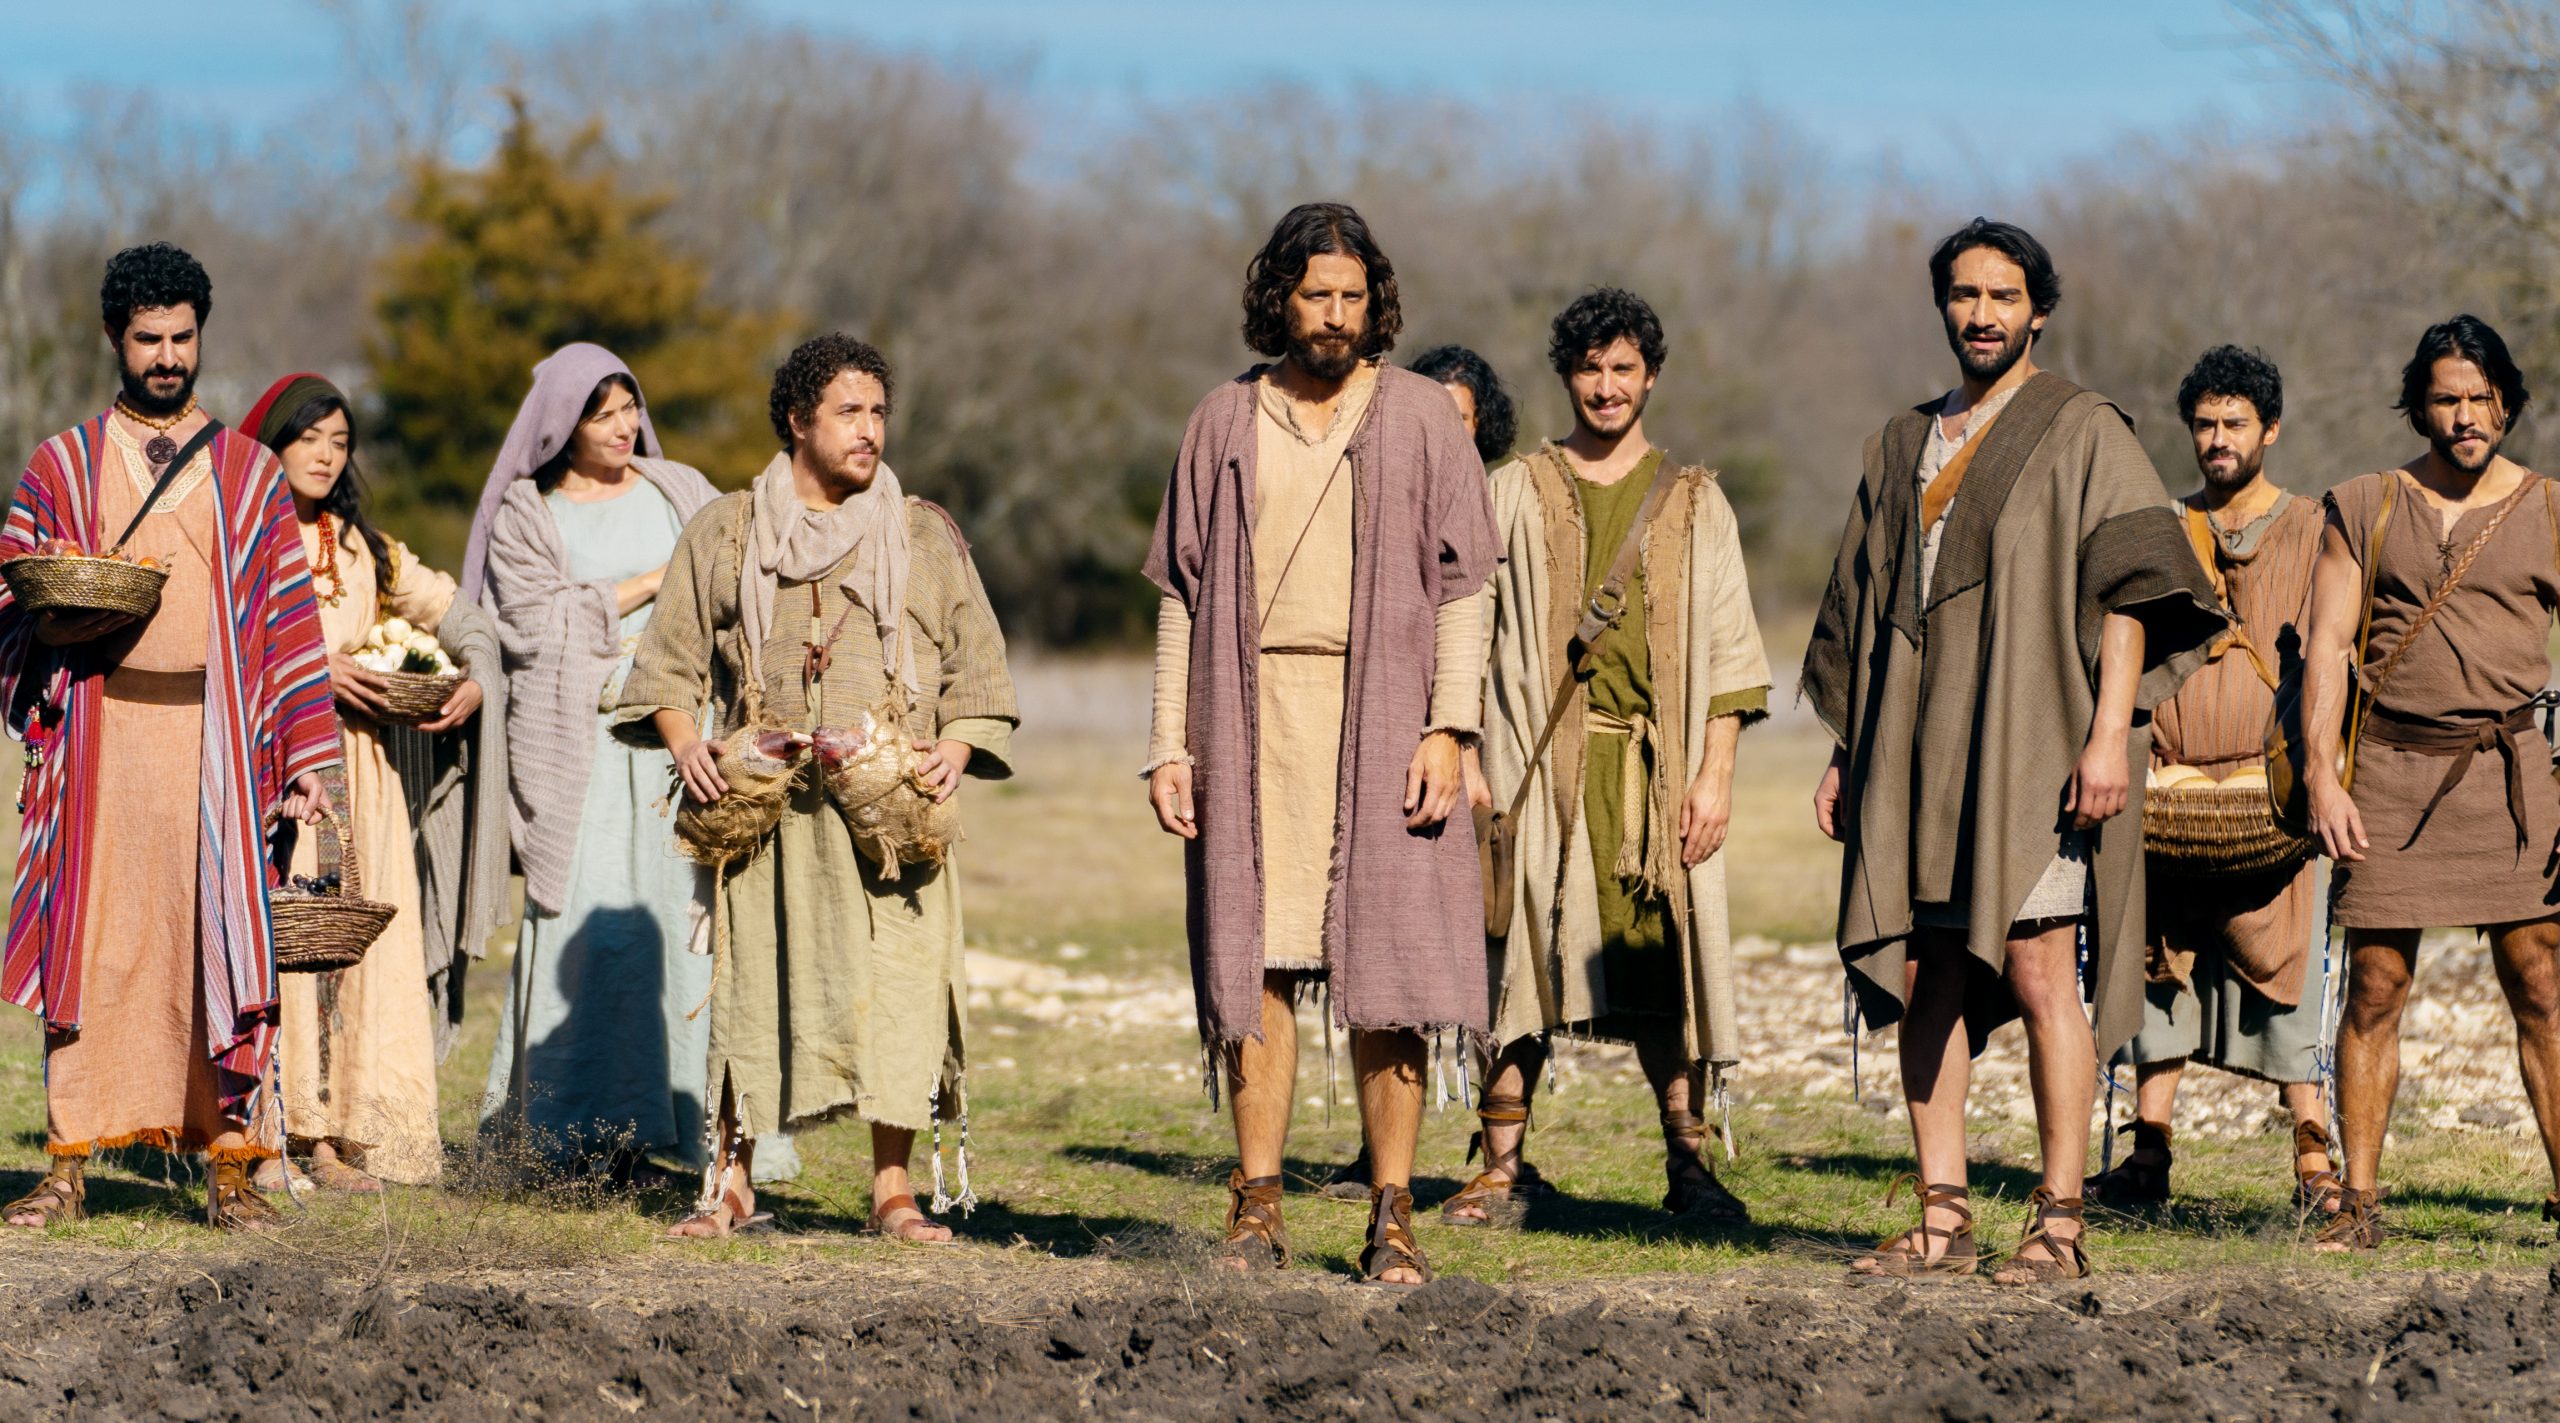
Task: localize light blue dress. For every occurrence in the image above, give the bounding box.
[481,482,712,1169]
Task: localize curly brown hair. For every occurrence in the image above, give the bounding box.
[1240,202,1401,360]
[769,333,894,452]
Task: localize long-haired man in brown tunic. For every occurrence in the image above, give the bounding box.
[2302,315,2560,1251]
[1804,219,2223,1283]
[2090,345,2340,1213]
[1145,202,1499,1287]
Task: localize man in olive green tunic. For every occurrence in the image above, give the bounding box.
[1450,289,1770,1228]
[618,335,1017,1242]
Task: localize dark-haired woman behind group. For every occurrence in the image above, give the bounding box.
[245,374,506,1193]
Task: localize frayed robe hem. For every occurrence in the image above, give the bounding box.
[49,1128,278,1162]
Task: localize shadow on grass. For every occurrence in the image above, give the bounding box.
[1059,1142,1355,1194]
[0,1163,200,1223]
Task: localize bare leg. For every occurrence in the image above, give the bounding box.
[1853,931,1971,1270]
[1353,1027,1426,1285]
[1987,919,2095,1281]
[1225,975,1300,1180]
[2281,1079,2337,1205]
[669,1075,758,1239]
[2132,1059,2185,1147]
[1443,1037,1547,1223]
[870,1123,952,1242]
[2488,917,2560,1191]
[2330,931,2418,1196]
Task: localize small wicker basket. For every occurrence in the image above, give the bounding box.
[2143,781,2312,879]
[270,808,396,974]
[1,555,166,621]
[374,670,463,725]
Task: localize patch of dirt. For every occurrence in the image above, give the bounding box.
[5,1251,2558,1420]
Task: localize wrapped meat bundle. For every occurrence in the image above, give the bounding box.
[815,707,959,881]
[673,725,814,869]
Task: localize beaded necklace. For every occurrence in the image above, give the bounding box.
[309,515,349,608]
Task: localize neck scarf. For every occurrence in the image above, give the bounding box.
[741,450,921,703]
[458,343,662,596]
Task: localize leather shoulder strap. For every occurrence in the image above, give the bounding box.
[104,419,223,556]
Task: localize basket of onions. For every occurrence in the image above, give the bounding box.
[1,539,168,621]
[354,616,464,724]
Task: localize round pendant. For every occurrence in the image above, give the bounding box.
[144,434,179,467]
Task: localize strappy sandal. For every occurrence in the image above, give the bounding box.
[1355,1183,1433,1290]
[3,1159,84,1228]
[1320,1148,1374,1202]
[2293,1121,2345,1214]
[1990,1186,2090,1286]
[866,1192,957,1245]
[1441,1096,1547,1227]
[1216,1169,1289,1270]
[666,1157,775,1240]
[2089,1121,2173,1209]
[2314,1187,2384,1252]
[1661,1109,1749,1224]
[1847,1175,1975,1283]
[207,1159,286,1234]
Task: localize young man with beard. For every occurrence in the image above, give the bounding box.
[1145,202,1499,1287]
[1433,288,1770,1228]
[0,243,338,1231]
[1803,219,2223,1283]
[2090,346,2341,1214]
[619,333,1018,1241]
[2302,316,2560,1251]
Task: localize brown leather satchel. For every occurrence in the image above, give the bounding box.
[1479,455,1678,939]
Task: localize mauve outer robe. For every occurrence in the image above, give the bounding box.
[1145,364,1501,1044]
[1802,373,2226,1060]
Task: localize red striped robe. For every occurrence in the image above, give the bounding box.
[0,412,341,1114]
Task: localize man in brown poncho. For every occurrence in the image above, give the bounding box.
[2090,345,2340,1214]
[2302,316,2560,1252]
[1145,202,1499,1287]
[1439,288,1771,1230]
[1803,219,2223,1284]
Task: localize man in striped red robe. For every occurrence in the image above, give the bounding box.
[0,244,338,1231]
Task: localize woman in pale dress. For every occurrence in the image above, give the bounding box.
[243,373,494,1191]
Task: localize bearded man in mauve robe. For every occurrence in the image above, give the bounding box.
[2089,345,2340,1217]
[1144,202,1499,1288]
[0,244,338,1233]
[1803,219,2223,1284]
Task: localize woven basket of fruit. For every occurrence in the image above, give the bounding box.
[2141,763,2310,879]
[270,808,397,973]
[1,540,168,620]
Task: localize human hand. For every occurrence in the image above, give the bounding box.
[1813,748,1846,842]
[912,738,972,803]
[671,734,728,804]
[1679,773,1732,868]
[329,652,391,718]
[2064,731,2130,831]
[1404,731,1464,830]
[417,677,484,733]
[1149,761,1197,839]
[2308,771,2367,863]
[34,610,135,646]
[279,771,332,825]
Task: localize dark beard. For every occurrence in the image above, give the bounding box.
[1287,331,1361,382]
[1572,385,1650,441]
[119,363,197,419]
[2432,427,2502,474]
[2200,446,2264,492]
[1945,316,2032,383]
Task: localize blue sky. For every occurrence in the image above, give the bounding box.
[4,1,2318,186]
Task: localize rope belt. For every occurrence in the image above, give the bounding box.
[1585,705,1671,891]
[2361,702,2538,849]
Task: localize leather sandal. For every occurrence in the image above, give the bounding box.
[1355,1183,1432,1290]
[2315,1187,2384,1252]
[1320,1148,1374,1202]
[866,1192,956,1245]
[2,1158,84,1228]
[666,1156,775,1240]
[207,1159,286,1233]
[1441,1096,1546,1227]
[1661,1109,1748,1224]
[2293,1120,2345,1215]
[1990,1186,2090,1285]
[2089,1121,2173,1209]
[1216,1169,1289,1270]
[1847,1175,1975,1282]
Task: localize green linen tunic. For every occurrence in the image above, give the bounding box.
[1576,456,1680,1036]
[615,492,1017,1135]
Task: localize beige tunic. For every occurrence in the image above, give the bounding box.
[277,520,455,1182]
[2327,471,2560,929]
[47,419,231,1153]
[615,494,1017,1135]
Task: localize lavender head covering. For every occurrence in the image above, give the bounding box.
[457,342,663,595]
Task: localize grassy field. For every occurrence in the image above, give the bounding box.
[0,655,2553,1284]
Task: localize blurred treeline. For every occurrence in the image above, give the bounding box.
[2,1,2556,646]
